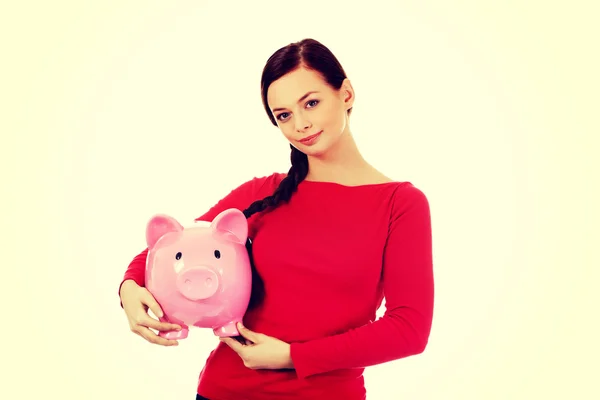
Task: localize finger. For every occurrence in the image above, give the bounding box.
[230,335,253,346]
[135,326,179,346]
[140,290,165,318]
[220,337,245,353]
[237,323,262,343]
[236,336,253,346]
[137,327,178,346]
[139,314,181,332]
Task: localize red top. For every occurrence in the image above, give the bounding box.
[120,173,434,400]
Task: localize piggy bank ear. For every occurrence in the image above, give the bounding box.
[211,208,248,244]
[146,214,184,249]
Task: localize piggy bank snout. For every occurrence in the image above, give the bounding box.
[176,266,220,301]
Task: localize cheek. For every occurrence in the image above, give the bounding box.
[280,125,295,141]
[320,104,345,131]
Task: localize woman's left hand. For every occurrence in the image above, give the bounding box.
[220,323,294,370]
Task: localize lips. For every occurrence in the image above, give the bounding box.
[299,130,322,143]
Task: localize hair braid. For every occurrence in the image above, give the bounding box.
[241,37,349,311]
[243,145,308,220]
[242,146,308,311]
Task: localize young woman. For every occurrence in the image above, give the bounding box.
[118,38,435,400]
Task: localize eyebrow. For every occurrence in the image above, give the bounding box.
[272,91,319,112]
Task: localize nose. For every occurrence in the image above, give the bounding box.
[295,113,312,132]
[176,266,220,301]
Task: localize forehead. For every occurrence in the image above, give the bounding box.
[267,67,330,108]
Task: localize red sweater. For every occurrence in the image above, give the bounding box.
[120,173,434,400]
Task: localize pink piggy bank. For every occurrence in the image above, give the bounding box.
[144,208,252,340]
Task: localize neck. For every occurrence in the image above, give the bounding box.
[305,129,372,184]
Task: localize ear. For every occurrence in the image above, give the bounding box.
[341,78,354,109]
[211,208,248,244]
[146,214,184,249]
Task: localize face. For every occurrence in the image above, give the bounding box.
[266,66,354,157]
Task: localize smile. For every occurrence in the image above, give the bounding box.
[299,130,323,144]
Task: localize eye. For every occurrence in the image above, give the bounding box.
[214,250,221,259]
[175,252,182,260]
[276,112,289,121]
[306,99,319,108]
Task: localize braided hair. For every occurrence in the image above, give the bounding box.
[243,146,309,220]
[242,38,351,310]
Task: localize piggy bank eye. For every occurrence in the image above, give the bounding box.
[175,252,182,260]
[214,250,221,259]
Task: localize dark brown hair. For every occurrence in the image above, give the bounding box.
[242,38,351,310]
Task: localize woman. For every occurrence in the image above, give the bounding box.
[118,38,434,400]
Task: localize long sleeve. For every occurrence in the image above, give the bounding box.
[117,173,281,304]
[289,185,435,379]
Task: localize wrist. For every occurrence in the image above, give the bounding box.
[119,279,139,298]
[284,343,294,369]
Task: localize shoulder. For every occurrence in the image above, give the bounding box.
[388,182,431,218]
[193,172,285,223]
[263,171,287,188]
[245,172,286,195]
[228,171,286,201]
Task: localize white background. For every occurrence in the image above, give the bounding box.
[2,1,598,399]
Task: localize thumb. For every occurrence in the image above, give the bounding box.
[237,323,262,343]
[141,289,164,318]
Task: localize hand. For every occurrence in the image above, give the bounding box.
[120,279,182,346]
[220,323,294,370]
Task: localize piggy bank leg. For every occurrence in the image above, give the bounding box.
[159,324,189,340]
[213,321,240,337]
[158,317,189,340]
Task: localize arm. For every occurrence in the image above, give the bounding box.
[289,185,434,379]
[117,174,278,304]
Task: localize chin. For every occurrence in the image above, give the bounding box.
[301,144,330,159]
[306,133,345,158]
[303,149,326,158]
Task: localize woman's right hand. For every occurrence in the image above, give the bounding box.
[120,279,182,346]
